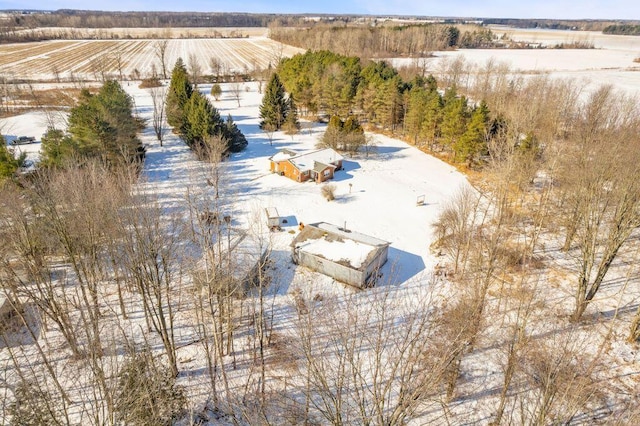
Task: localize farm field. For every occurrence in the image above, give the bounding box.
[0,36,303,81]
[393,28,640,97]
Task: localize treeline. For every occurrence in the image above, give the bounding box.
[278,50,509,165]
[166,58,247,158]
[481,18,633,31]
[270,24,498,58]
[7,10,273,29]
[0,27,250,43]
[603,24,640,35]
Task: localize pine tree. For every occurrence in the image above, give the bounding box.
[404,86,429,144]
[0,135,25,179]
[420,90,444,149]
[342,115,366,154]
[66,81,143,166]
[166,58,193,134]
[320,115,344,150]
[40,128,79,168]
[455,101,489,163]
[283,94,301,139]
[259,73,288,131]
[440,88,469,152]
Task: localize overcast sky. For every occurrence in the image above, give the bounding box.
[1,0,638,20]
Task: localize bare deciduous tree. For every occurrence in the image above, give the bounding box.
[154,40,169,79]
[188,53,202,89]
[149,85,167,146]
[229,76,243,107]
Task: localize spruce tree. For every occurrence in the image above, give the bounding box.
[224,114,248,153]
[259,73,288,131]
[185,91,222,149]
[166,58,193,134]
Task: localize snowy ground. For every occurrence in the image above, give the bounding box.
[2,49,639,421]
[129,81,471,292]
[393,28,640,98]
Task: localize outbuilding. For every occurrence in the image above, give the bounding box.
[291,222,390,288]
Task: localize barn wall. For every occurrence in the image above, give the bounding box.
[295,250,365,288]
[363,246,389,284]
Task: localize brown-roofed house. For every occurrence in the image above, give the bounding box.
[269,148,344,183]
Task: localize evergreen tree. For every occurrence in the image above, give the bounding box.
[425,74,438,93]
[320,115,344,150]
[283,94,301,138]
[185,91,222,148]
[40,128,80,168]
[404,86,429,144]
[455,101,489,163]
[342,115,366,154]
[224,114,248,153]
[66,81,143,166]
[0,135,25,179]
[440,88,469,152]
[420,90,444,148]
[259,73,288,131]
[210,83,222,101]
[166,58,193,134]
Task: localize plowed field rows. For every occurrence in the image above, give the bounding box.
[0,37,303,81]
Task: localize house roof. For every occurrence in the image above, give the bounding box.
[269,149,298,162]
[312,161,335,173]
[288,148,343,173]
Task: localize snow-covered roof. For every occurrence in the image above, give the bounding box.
[288,148,343,173]
[292,222,390,271]
[313,222,390,248]
[268,149,298,162]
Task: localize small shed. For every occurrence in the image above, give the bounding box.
[265,207,281,230]
[291,222,390,288]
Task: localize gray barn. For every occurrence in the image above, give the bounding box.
[291,222,390,288]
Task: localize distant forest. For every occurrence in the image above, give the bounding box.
[482,18,640,31]
[3,10,639,31]
[4,10,276,28]
[603,24,640,35]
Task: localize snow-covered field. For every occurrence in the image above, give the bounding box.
[393,28,640,97]
[0,37,303,81]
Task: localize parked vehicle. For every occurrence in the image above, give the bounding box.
[12,136,36,145]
